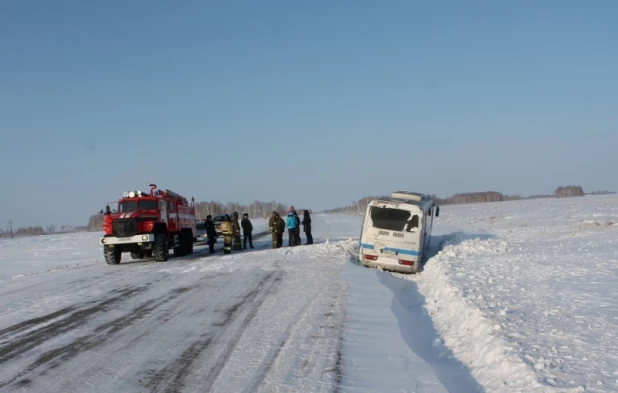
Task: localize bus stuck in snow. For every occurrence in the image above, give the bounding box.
[358,191,440,273]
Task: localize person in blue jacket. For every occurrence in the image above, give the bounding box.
[286,208,299,247]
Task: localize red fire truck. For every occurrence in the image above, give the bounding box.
[100,183,197,264]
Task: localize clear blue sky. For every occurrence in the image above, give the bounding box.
[1,0,617,227]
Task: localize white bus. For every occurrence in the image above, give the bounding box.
[358,191,440,273]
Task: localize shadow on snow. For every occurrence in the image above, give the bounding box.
[377,270,486,393]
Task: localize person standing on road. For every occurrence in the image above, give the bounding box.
[220,214,233,254]
[269,211,281,249]
[231,212,242,251]
[288,205,301,245]
[205,215,217,254]
[293,208,301,246]
[277,213,285,248]
[241,213,254,249]
[302,210,313,245]
[286,208,299,246]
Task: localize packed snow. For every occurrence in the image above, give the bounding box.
[1,195,617,392]
[399,195,618,393]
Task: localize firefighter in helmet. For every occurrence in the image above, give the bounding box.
[268,211,280,248]
[231,212,242,251]
[220,214,233,254]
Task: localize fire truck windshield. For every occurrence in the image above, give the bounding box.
[119,200,158,212]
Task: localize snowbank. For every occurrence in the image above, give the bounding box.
[402,195,618,393]
[0,232,103,281]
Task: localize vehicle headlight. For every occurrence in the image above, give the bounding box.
[101,238,107,244]
[142,235,149,241]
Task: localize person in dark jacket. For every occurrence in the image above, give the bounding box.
[241,213,254,249]
[205,215,217,254]
[277,214,285,248]
[302,210,313,245]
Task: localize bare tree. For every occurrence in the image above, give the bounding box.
[87,214,105,232]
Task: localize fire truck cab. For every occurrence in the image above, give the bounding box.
[101,183,197,264]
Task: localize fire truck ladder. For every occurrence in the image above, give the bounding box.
[164,189,188,203]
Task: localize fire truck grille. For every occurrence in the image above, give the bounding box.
[113,218,137,237]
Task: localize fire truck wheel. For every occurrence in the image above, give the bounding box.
[130,251,144,260]
[153,234,169,262]
[104,246,121,265]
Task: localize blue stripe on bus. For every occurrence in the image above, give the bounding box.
[383,247,420,256]
[360,243,420,257]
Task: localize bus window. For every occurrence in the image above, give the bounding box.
[405,215,419,231]
[370,207,418,232]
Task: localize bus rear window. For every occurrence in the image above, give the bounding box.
[370,207,419,232]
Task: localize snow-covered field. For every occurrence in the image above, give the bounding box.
[0,196,616,392]
[404,195,618,393]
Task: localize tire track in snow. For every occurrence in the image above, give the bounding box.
[0,284,150,366]
[239,282,336,393]
[0,282,207,390]
[141,334,214,393]
[0,306,76,341]
[201,271,284,391]
[283,284,346,393]
[140,270,284,393]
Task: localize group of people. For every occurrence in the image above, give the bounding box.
[201,206,313,255]
[202,212,254,254]
[268,206,313,248]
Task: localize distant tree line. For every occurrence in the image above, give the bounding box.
[9,184,615,238]
[0,224,88,238]
[321,185,612,215]
[194,200,290,220]
[322,196,389,215]
[0,226,45,238]
[554,185,584,198]
[15,227,46,236]
[87,214,104,232]
[433,191,508,205]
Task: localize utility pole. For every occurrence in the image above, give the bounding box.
[7,219,14,238]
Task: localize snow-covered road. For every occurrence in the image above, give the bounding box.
[2,196,616,393]
[0,214,482,393]
[0,229,349,392]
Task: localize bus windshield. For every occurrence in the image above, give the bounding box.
[370,207,419,232]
